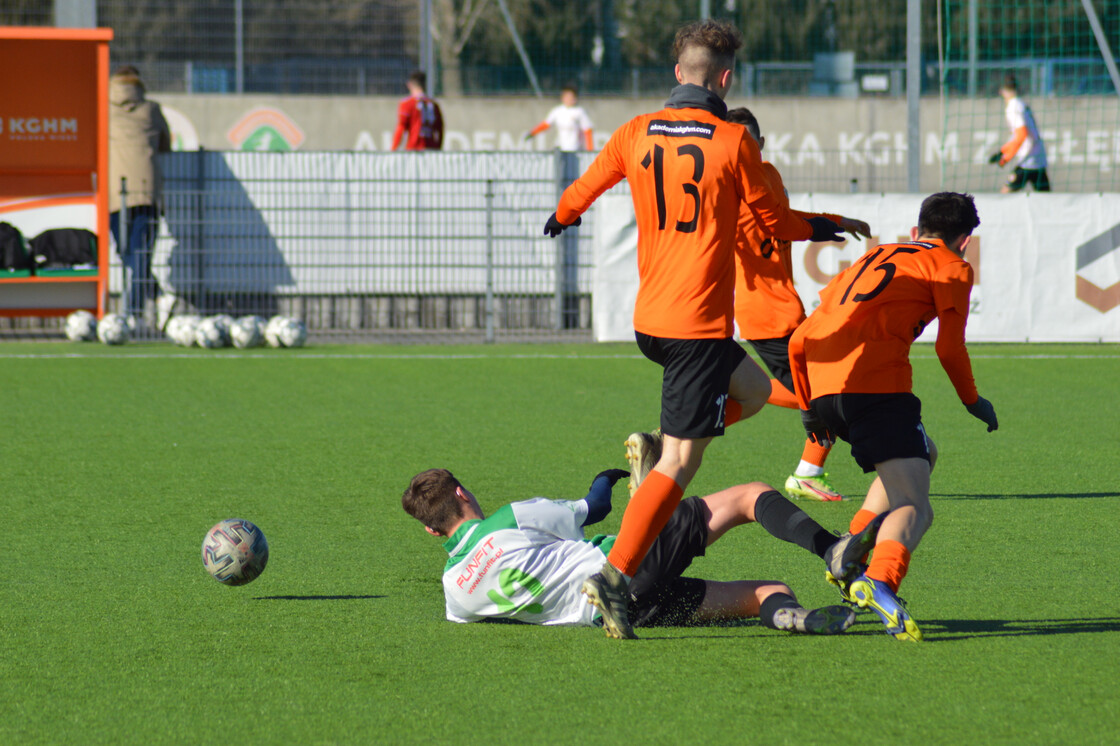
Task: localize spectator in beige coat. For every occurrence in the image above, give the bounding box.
[109,65,172,327]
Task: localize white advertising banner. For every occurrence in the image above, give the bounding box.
[593,192,1120,343]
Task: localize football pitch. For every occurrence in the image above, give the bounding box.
[3,341,1118,744]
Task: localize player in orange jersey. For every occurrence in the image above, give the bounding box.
[789,192,999,642]
[725,107,870,502]
[543,20,845,639]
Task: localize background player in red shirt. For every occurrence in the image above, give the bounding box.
[725,107,870,502]
[544,20,844,639]
[789,192,999,642]
[391,70,443,151]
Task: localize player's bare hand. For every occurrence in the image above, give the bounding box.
[838,217,871,240]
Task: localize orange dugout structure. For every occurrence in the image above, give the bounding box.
[0,26,113,318]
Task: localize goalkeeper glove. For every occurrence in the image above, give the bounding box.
[543,212,581,237]
[806,216,843,243]
[965,396,998,432]
[988,152,1002,165]
[801,408,833,447]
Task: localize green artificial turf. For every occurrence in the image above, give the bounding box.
[2,342,1118,744]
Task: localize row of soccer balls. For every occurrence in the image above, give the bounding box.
[65,310,308,348]
[167,314,307,348]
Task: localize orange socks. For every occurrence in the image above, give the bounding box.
[800,439,831,468]
[866,539,911,593]
[849,509,879,535]
[606,471,684,576]
[724,399,743,428]
[767,379,799,409]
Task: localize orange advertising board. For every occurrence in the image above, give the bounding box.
[0,26,112,317]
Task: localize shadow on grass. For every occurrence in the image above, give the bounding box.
[252,594,386,601]
[932,492,1120,500]
[919,616,1120,641]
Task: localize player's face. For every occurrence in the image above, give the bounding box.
[561,90,577,107]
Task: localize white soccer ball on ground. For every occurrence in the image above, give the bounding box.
[196,316,230,348]
[277,317,307,348]
[97,313,130,345]
[230,315,266,349]
[167,315,201,347]
[264,315,286,348]
[201,518,269,586]
[65,310,98,342]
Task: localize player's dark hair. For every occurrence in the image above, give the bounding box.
[917,192,980,244]
[1001,74,1018,93]
[672,20,742,81]
[726,107,761,142]
[561,83,578,95]
[408,70,427,90]
[402,468,463,533]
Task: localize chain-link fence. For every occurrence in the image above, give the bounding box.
[131,150,592,342]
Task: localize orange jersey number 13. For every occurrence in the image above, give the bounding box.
[640,143,704,233]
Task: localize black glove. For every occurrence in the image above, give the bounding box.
[801,408,833,447]
[806,216,843,243]
[543,212,582,237]
[591,469,629,489]
[965,396,999,432]
[988,152,1002,165]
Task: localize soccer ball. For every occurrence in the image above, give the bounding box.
[230,315,265,349]
[264,315,286,348]
[167,315,201,347]
[65,310,97,341]
[97,313,130,345]
[196,316,230,348]
[277,317,307,348]
[201,518,269,586]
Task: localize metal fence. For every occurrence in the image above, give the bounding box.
[111,150,597,343]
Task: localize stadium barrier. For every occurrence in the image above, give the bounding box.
[108,150,599,342]
[594,192,1120,343]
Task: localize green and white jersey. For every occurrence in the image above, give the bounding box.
[441,498,615,626]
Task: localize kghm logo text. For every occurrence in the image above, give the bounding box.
[1,117,79,142]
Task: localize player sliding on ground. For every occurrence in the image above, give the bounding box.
[725,106,871,502]
[789,191,999,642]
[542,20,845,639]
[402,468,884,633]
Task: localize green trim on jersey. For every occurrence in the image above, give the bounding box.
[587,534,615,555]
[442,504,518,571]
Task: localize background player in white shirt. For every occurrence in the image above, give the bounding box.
[990,74,1050,192]
[402,467,887,636]
[524,85,594,152]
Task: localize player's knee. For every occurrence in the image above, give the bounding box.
[927,437,939,471]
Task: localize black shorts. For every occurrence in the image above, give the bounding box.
[628,496,708,627]
[636,332,747,439]
[1006,167,1050,192]
[746,335,794,394]
[810,392,930,473]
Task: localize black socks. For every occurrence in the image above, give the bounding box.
[753,490,837,558]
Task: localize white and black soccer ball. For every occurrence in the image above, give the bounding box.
[264,315,286,348]
[230,315,266,349]
[167,315,201,347]
[277,317,307,348]
[65,310,98,342]
[97,313,130,345]
[201,518,269,586]
[196,317,230,348]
